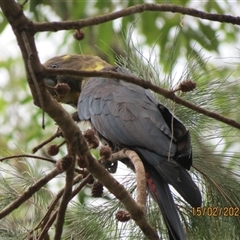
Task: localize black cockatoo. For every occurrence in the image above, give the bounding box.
[44,54,201,240]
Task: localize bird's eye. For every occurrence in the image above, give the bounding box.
[51,64,59,68]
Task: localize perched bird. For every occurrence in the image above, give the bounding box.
[44,54,202,240]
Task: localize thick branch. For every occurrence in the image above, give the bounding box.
[124,150,147,211]
[107,149,147,211]
[0,1,159,239]
[83,152,159,240]
[34,3,240,32]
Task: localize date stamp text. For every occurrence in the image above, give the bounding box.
[192,207,240,217]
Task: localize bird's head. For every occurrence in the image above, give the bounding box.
[43,54,111,108]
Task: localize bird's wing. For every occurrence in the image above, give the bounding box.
[78,69,177,158]
[78,67,201,204]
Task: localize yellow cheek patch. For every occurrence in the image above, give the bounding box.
[82,62,107,71]
[61,55,70,61]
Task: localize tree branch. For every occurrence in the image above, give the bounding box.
[0,154,85,175]
[34,3,240,32]
[43,67,240,130]
[82,152,159,240]
[0,154,56,165]
[21,31,46,128]
[32,127,62,153]
[37,174,88,240]
[107,149,147,212]
[54,155,75,240]
[124,150,147,211]
[0,167,62,219]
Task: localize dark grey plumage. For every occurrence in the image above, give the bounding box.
[78,66,201,240]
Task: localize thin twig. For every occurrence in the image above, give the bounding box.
[0,154,85,175]
[32,128,62,153]
[0,154,56,164]
[54,154,76,240]
[37,175,83,231]
[21,31,45,129]
[37,174,92,240]
[38,209,58,240]
[34,3,240,33]
[37,174,84,240]
[19,0,28,8]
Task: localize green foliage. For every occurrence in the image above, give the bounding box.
[0,159,55,238]
[64,200,118,239]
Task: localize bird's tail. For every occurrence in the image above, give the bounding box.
[145,165,186,240]
[137,148,202,208]
[135,148,202,239]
